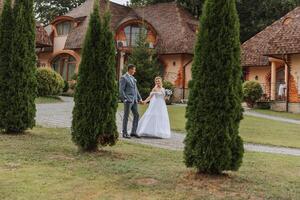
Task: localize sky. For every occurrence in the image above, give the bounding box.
[111,0,129,5]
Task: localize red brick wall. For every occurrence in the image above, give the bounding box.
[288,74,300,103]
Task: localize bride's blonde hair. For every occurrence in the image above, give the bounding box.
[155,76,162,82]
[154,76,163,89]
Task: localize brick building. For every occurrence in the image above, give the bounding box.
[242,7,300,113]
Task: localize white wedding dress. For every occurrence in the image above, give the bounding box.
[137,89,171,139]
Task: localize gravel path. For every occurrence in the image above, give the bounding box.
[36,97,300,156]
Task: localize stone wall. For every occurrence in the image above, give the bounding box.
[271,101,300,113]
[288,103,300,113]
[271,101,287,112]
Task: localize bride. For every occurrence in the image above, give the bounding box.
[137,77,171,139]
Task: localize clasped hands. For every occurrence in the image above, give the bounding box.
[139,100,146,105]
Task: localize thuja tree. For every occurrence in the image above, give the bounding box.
[0,0,37,133]
[0,0,14,130]
[184,0,244,174]
[128,28,161,99]
[98,11,118,146]
[72,2,118,151]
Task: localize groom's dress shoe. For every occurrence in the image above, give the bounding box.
[123,133,131,139]
[131,134,141,138]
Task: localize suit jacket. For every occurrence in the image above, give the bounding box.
[119,73,142,103]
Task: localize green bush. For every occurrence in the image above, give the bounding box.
[127,26,161,100]
[163,81,175,105]
[184,0,244,174]
[63,80,69,92]
[0,0,37,133]
[36,68,64,97]
[255,101,271,109]
[72,5,118,151]
[243,81,263,108]
[69,81,77,90]
[71,73,78,81]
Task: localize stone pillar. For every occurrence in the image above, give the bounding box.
[271,61,277,100]
[119,51,125,79]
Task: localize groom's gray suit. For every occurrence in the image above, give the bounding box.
[119,73,142,136]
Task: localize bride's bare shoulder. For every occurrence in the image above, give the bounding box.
[152,87,158,92]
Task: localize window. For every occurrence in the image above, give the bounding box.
[56,21,72,36]
[124,25,147,47]
[51,54,76,81]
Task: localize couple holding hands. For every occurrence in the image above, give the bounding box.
[119,64,171,139]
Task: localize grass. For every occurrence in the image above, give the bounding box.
[118,104,300,148]
[252,109,300,120]
[35,96,63,104]
[0,127,299,200]
[240,116,300,148]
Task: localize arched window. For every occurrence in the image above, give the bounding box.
[56,21,72,36]
[51,54,76,81]
[124,25,147,47]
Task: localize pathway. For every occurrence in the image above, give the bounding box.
[175,104,300,125]
[36,97,300,156]
[244,111,300,125]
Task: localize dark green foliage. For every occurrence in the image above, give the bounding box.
[71,2,118,151]
[128,30,161,99]
[0,0,37,133]
[243,81,263,108]
[36,68,64,96]
[34,0,85,25]
[237,0,299,42]
[163,80,175,105]
[177,0,204,18]
[98,11,118,146]
[0,0,14,131]
[63,80,69,92]
[184,0,244,174]
[163,81,175,93]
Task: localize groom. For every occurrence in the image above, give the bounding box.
[119,64,143,139]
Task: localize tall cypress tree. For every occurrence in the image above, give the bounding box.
[0,0,14,131]
[98,10,118,146]
[184,0,244,174]
[72,2,118,151]
[0,0,36,133]
[23,0,37,131]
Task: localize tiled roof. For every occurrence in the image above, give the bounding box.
[63,0,198,54]
[133,2,198,54]
[241,6,300,67]
[266,7,300,55]
[36,23,52,47]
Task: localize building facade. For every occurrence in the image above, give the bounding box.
[37,0,198,101]
[242,7,300,113]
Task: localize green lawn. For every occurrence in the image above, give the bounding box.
[118,104,300,148]
[240,116,300,148]
[0,127,299,200]
[35,96,63,104]
[252,108,300,120]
